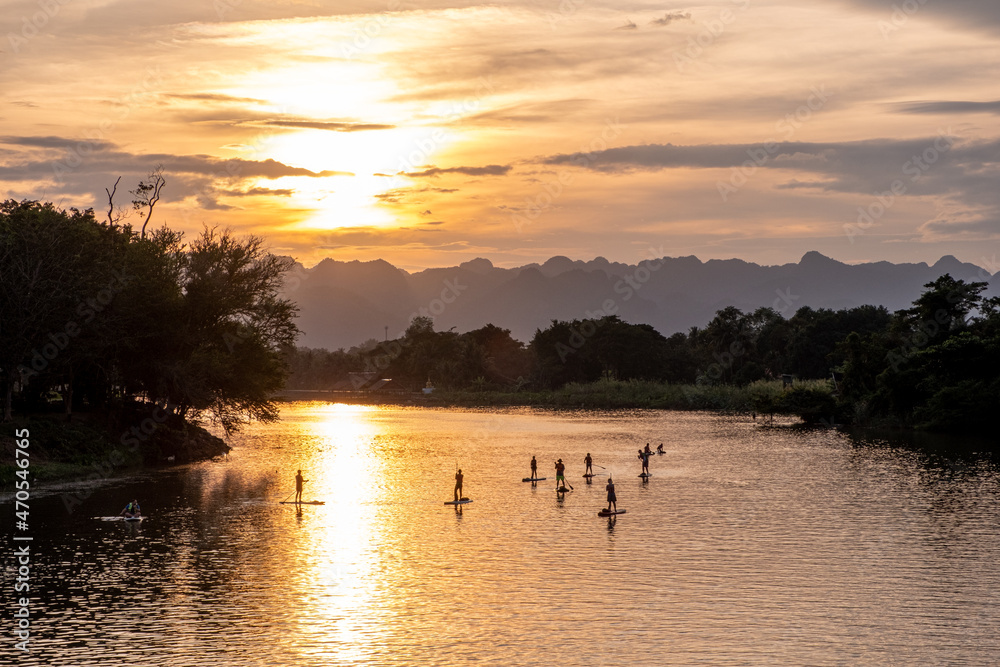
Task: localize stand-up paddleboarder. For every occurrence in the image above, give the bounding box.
[454,468,464,502]
[606,477,617,512]
[584,453,593,476]
[530,456,538,480]
[295,469,307,503]
[554,459,567,490]
[638,449,650,476]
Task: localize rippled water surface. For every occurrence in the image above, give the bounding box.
[5,404,1000,665]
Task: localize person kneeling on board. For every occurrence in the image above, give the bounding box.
[606,477,617,512]
[454,468,464,502]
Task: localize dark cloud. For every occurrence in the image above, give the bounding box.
[541,138,990,182]
[253,119,396,132]
[403,164,512,177]
[845,0,1000,34]
[896,100,1000,115]
[615,19,638,30]
[0,135,116,151]
[650,12,691,26]
[235,187,295,197]
[0,137,353,212]
[164,93,269,105]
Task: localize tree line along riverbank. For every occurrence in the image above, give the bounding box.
[284,273,999,436]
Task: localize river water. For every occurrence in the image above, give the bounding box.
[4,403,999,666]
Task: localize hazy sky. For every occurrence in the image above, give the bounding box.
[2,0,999,271]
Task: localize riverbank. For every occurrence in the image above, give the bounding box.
[278,378,838,419]
[0,410,230,489]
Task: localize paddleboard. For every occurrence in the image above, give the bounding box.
[123,516,144,523]
[638,473,652,478]
[444,499,473,505]
[279,501,325,505]
[598,509,626,517]
[522,477,547,482]
[556,486,572,493]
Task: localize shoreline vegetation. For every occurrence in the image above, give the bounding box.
[1,197,297,489]
[279,378,835,417]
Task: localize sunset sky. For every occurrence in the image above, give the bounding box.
[2,0,999,271]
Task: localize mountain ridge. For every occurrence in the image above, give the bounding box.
[284,252,1000,350]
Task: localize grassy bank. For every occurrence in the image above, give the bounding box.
[1,410,230,490]
[428,378,836,414]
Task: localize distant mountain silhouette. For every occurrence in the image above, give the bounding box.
[284,252,1000,350]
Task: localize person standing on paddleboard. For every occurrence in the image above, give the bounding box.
[454,468,464,501]
[295,469,307,503]
[584,453,593,476]
[606,477,617,512]
[638,449,650,476]
[530,456,538,479]
[554,459,566,489]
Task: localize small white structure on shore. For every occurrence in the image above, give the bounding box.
[422,379,435,394]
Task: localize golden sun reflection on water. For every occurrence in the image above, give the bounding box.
[287,403,385,664]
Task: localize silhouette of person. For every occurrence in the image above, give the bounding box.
[584,453,593,475]
[530,456,538,479]
[606,477,617,512]
[295,469,307,503]
[554,459,566,489]
[638,449,650,475]
[454,469,464,501]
